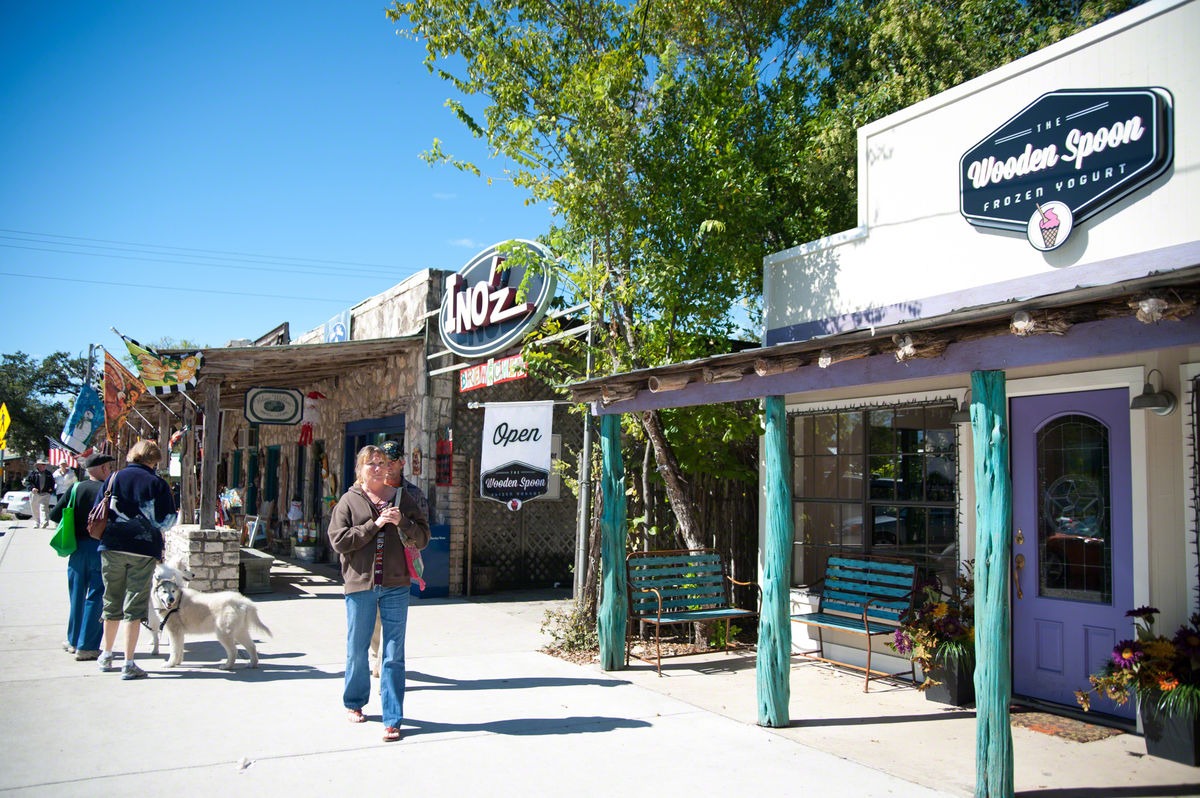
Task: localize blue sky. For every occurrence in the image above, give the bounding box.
[0,2,553,366]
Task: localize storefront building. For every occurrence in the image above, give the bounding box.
[573,0,1199,732]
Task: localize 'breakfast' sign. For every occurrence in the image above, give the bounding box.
[959,88,1173,250]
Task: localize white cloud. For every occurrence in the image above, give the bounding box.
[449,238,480,248]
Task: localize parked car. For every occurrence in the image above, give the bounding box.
[0,490,34,519]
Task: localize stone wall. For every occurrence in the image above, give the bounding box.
[164,525,241,592]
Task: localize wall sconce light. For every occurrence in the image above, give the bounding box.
[1130,368,1177,415]
[950,390,972,424]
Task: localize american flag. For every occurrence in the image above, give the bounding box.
[47,445,78,468]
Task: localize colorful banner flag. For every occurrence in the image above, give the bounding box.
[479,400,554,509]
[102,351,146,444]
[118,332,202,395]
[0,402,9,450]
[60,384,105,453]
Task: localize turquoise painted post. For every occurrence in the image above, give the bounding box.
[597,413,628,671]
[971,370,1013,798]
[758,395,793,726]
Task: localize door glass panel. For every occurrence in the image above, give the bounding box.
[1036,414,1111,603]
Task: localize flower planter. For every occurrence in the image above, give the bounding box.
[923,657,975,707]
[1140,699,1200,767]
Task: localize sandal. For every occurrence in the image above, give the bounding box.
[347,708,366,724]
[382,726,402,742]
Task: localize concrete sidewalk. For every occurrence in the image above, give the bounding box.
[1,517,1197,797]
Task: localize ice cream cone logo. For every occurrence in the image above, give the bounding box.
[1026,201,1073,251]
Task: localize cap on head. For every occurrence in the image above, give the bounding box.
[82,452,116,469]
[380,441,403,462]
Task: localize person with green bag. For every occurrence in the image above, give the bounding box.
[49,452,116,660]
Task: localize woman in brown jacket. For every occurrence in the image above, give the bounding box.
[328,444,430,742]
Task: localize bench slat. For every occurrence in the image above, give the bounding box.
[791,611,900,636]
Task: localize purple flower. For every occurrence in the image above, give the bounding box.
[1173,626,1200,658]
[1126,606,1160,620]
[1111,640,1144,669]
[892,629,912,655]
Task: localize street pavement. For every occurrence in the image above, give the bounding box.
[1,516,1198,797]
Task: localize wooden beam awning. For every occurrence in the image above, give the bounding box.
[143,335,426,413]
[569,267,1200,413]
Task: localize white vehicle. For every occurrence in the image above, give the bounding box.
[0,490,35,519]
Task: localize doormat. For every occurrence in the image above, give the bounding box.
[1010,707,1125,743]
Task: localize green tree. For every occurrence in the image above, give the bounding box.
[0,351,92,457]
[387,0,1142,553]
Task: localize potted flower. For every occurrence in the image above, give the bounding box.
[887,562,975,706]
[1076,607,1200,766]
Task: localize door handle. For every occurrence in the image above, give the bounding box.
[1014,553,1026,599]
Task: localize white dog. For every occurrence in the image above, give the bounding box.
[143,562,196,656]
[153,568,272,670]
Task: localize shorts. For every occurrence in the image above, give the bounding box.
[101,550,156,622]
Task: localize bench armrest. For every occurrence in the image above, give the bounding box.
[727,575,763,613]
[629,586,664,618]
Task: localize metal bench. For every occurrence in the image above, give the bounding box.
[791,554,918,691]
[626,549,759,676]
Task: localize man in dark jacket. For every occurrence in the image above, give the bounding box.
[24,460,55,528]
[49,452,116,660]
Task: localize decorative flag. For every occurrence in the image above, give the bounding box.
[117,331,202,395]
[47,438,79,468]
[102,351,146,444]
[61,384,105,452]
[323,309,350,343]
[0,402,9,450]
[479,400,554,508]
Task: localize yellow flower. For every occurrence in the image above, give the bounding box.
[931,602,949,620]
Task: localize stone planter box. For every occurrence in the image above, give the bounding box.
[239,548,274,594]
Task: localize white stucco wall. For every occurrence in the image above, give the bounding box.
[765,0,1199,335]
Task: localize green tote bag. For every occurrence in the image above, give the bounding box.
[49,483,78,557]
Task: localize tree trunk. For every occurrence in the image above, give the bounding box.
[639,409,703,551]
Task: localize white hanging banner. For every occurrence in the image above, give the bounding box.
[480,401,554,506]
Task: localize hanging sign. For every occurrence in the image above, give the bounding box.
[459,353,528,393]
[959,87,1173,250]
[479,401,553,507]
[439,240,557,359]
[245,388,304,425]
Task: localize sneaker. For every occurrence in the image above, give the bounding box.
[62,641,76,654]
[97,651,115,672]
[75,649,100,661]
[121,663,148,680]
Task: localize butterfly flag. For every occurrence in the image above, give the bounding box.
[102,351,146,444]
[117,332,202,395]
[323,309,350,343]
[61,384,105,453]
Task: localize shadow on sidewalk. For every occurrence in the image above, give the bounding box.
[408,669,627,692]
[401,714,652,737]
[1015,786,1200,797]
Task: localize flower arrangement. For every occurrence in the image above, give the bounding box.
[887,562,974,689]
[1076,607,1200,719]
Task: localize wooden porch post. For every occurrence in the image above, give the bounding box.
[757,395,792,727]
[198,380,220,529]
[971,369,1013,798]
[597,412,627,671]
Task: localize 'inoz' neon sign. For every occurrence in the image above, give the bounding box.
[439,240,557,359]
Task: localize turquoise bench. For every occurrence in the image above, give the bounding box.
[791,554,918,691]
[626,549,759,676]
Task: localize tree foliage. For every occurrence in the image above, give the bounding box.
[0,351,91,456]
[386,0,1143,549]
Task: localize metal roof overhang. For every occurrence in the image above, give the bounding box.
[148,335,426,413]
[569,242,1200,415]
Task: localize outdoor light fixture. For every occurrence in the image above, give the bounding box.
[1129,368,1177,416]
[950,391,972,424]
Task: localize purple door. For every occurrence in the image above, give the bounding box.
[1010,388,1134,719]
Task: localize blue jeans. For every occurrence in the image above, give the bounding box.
[345,586,410,728]
[67,537,104,651]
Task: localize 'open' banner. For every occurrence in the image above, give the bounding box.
[480,401,553,508]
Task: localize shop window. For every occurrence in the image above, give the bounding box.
[791,402,958,588]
